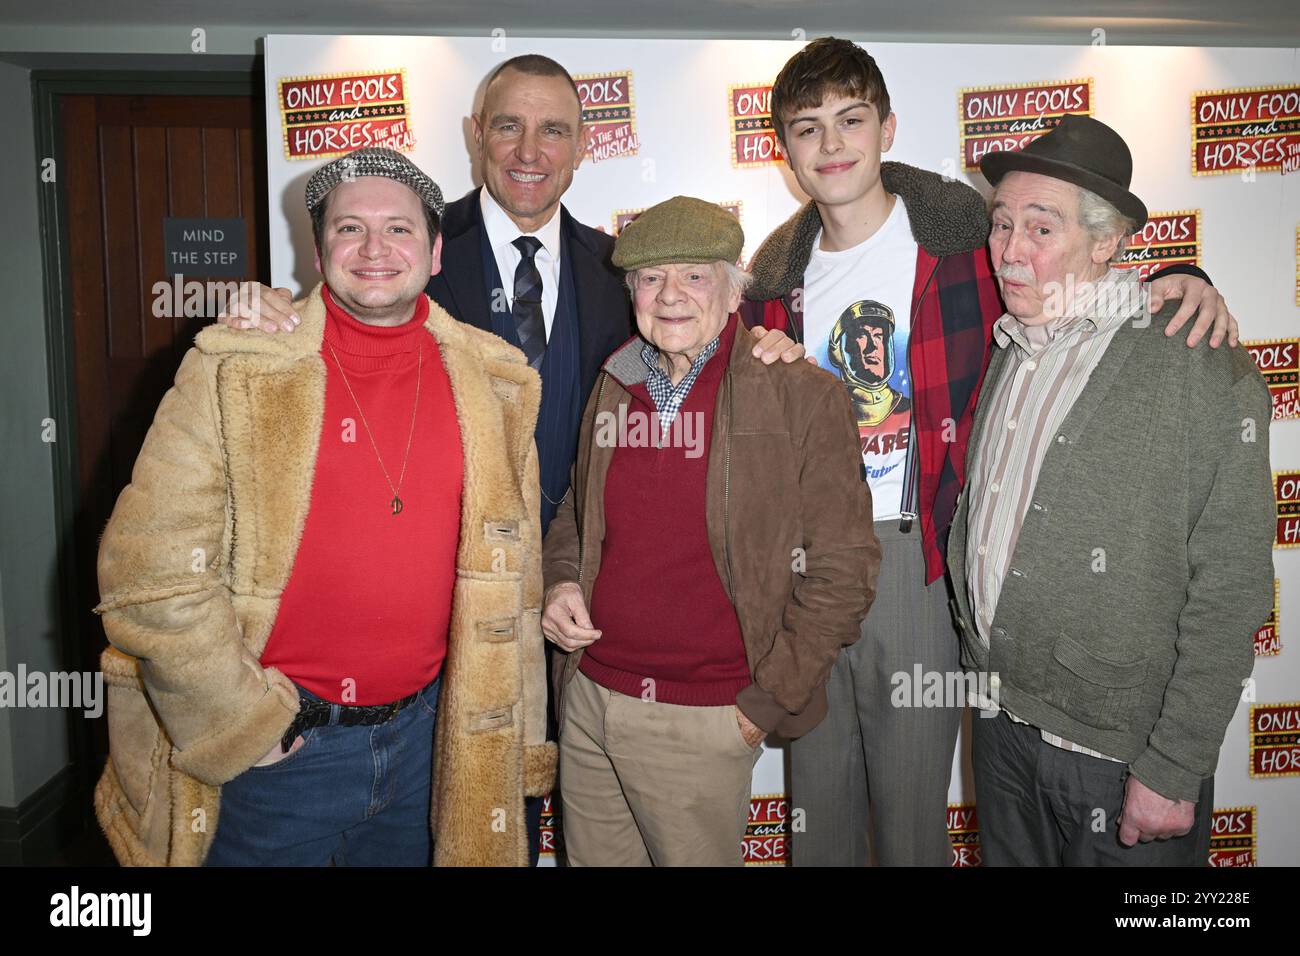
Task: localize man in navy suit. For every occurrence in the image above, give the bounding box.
[222,55,805,863]
[235,55,803,528]
[431,55,628,534]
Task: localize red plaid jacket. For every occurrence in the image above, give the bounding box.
[739,162,1208,582]
[739,163,1004,583]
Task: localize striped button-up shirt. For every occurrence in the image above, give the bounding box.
[966,267,1145,761]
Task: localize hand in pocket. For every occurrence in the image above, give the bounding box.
[253,734,304,767]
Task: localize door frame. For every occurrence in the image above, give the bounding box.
[32,67,266,851]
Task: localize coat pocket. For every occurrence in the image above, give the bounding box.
[101,646,168,819]
[1042,635,1148,732]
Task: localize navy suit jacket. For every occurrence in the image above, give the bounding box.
[425,187,631,405]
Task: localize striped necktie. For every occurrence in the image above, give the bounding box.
[511,235,546,369]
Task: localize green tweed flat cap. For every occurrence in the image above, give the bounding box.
[612,196,744,270]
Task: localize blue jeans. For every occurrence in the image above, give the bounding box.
[205,677,440,866]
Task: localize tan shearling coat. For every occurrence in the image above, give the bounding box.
[93,283,555,866]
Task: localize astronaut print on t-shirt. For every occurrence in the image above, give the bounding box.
[817,299,911,510]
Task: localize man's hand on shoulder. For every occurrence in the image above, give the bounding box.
[1117,773,1196,845]
[216,281,300,334]
[748,324,815,366]
[1147,273,1238,348]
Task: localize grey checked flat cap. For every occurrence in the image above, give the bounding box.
[304,147,445,219]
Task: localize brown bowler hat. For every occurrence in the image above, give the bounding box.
[979,114,1148,229]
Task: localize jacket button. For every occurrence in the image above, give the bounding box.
[1056,434,1068,444]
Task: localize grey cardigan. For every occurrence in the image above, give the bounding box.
[948,301,1275,802]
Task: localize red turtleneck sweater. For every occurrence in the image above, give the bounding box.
[259,287,464,705]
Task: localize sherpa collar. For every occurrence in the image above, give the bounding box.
[746,161,992,302]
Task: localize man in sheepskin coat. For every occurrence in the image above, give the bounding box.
[93,147,554,866]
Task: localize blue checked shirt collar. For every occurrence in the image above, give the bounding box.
[640,334,722,430]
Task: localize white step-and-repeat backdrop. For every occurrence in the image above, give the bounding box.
[263,34,1299,865]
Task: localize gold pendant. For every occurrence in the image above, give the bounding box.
[391,495,403,515]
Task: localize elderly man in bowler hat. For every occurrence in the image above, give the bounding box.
[541,196,880,866]
[947,116,1275,866]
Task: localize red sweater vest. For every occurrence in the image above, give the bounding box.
[259,288,464,704]
[581,316,751,706]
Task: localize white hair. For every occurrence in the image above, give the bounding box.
[1075,185,1136,262]
[623,260,753,298]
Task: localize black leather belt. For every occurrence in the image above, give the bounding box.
[281,687,423,753]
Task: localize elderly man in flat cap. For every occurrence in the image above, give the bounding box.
[541,196,881,865]
[94,146,553,867]
[948,115,1275,866]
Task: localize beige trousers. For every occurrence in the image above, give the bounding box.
[559,669,761,866]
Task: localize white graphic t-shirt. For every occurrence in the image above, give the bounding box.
[802,197,919,521]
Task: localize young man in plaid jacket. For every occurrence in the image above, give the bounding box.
[738,37,1236,866]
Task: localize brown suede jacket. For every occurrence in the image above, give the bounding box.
[542,317,881,738]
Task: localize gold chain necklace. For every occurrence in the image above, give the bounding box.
[326,340,422,515]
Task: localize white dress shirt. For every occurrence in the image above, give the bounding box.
[479,187,563,341]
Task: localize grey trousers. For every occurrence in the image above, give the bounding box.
[789,521,962,866]
[972,708,1214,866]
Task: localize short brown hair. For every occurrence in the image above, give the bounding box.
[771,37,892,146]
[481,54,583,125]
